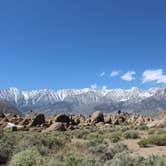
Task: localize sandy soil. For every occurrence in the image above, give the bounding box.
[121,139,166,157]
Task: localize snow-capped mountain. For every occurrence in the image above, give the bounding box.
[0,87,166,115]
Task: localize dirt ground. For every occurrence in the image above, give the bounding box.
[121,139,166,157]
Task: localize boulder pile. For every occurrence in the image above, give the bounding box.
[0,110,156,132]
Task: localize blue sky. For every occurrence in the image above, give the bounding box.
[0,0,166,90]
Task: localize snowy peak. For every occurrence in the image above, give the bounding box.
[0,87,166,114]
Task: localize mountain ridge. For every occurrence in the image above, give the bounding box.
[0,86,166,115]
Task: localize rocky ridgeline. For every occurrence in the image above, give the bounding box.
[0,110,165,132]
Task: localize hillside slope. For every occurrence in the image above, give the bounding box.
[0,101,20,114]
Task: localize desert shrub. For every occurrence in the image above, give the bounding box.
[88,137,105,147]
[88,142,128,162]
[72,129,90,139]
[148,129,166,135]
[63,141,88,155]
[46,153,101,166]
[148,129,157,135]
[9,148,44,166]
[138,139,149,147]
[137,125,148,130]
[0,129,3,137]
[113,143,128,151]
[86,132,104,142]
[17,132,69,153]
[0,141,14,164]
[0,131,19,164]
[123,130,140,139]
[138,133,166,147]
[109,132,121,143]
[120,126,130,133]
[141,155,166,166]
[104,152,136,166]
[104,153,166,166]
[103,127,117,133]
[0,130,70,164]
[103,143,128,162]
[109,143,128,157]
[86,133,118,161]
[88,143,107,158]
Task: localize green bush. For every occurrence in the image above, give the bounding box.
[138,133,166,147]
[104,143,128,162]
[137,125,148,130]
[0,131,18,164]
[109,132,121,143]
[46,153,101,166]
[138,139,150,147]
[104,152,137,166]
[123,130,140,139]
[0,142,13,164]
[148,129,166,135]
[88,142,128,162]
[120,126,130,133]
[148,129,157,135]
[86,132,104,142]
[9,148,44,166]
[0,130,70,164]
[17,132,69,153]
[105,153,166,166]
[88,143,107,159]
[72,129,90,139]
[141,155,166,166]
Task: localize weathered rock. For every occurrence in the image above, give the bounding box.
[111,111,130,125]
[45,122,66,132]
[147,119,166,128]
[0,117,9,123]
[68,125,75,130]
[71,114,86,125]
[25,110,36,119]
[29,127,42,132]
[0,112,5,119]
[104,115,112,124]
[96,122,104,127]
[54,114,70,124]
[14,117,24,125]
[17,125,26,131]
[91,111,104,123]
[9,117,18,124]
[134,115,146,126]
[29,114,45,127]
[21,119,31,126]
[0,122,7,129]
[5,114,16,122]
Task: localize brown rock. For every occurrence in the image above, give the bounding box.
[71,114,86,125]
[17,125,26,131]
[91,111,104,123]
[45,122,66,132]
[21,119,31,126]
[68,125,75,130]
[0,117,9,123]
[104,115,112,124]
[0,122,7,129]
[111,111,129,125]
[147,119,166,128]
[0,112,5,119]
[29,114,45,127]
[54,114,70,124]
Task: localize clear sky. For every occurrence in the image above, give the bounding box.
[0,0,166,90]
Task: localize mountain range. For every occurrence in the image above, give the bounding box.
[0,87,166,115]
